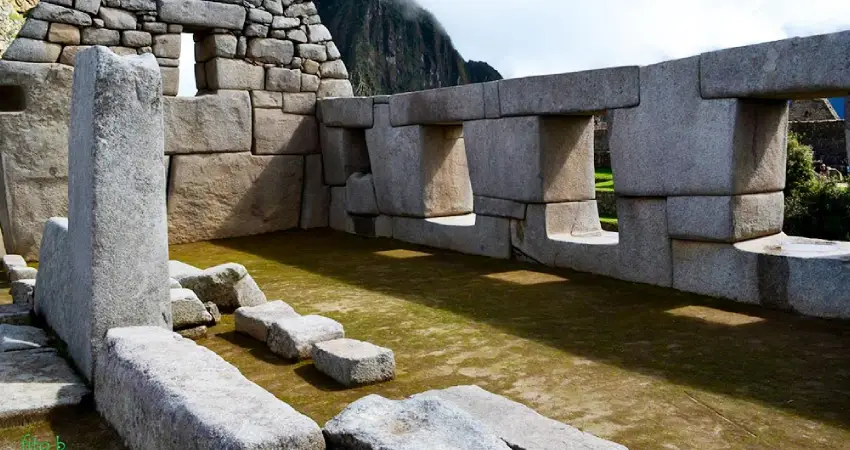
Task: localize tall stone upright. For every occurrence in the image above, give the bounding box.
[67,46,171,381]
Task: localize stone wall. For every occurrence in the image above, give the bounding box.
[0,0,350,259]
[789,120,847,167]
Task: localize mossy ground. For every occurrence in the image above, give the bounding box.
[595,168,615,191]
[3,229,850,449]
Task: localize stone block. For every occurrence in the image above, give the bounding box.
[473,196,526,220]
[0,324,49,352]
[152,34,180,59]
[320,125,370,186]
[247,37,294,65]
[234,300,299,342]
[169,278,181,289]
[393,214,511,259]
[29,2,92,25]
[68,48,171,380]
[195,34,236,62]
[168,260,202,280]
[616,197,672,287]
[11,279,35,306]
[2,38,62,62]
[345,172,378,216]
[204,302,221,325]
[17,19,49,40]
[389,83,485,126]
[0,62,74,260]
[253,110,319,154]
[163,92,252,154]
[74,0,100,14]
[609,56,789,196]
[48,23,81,45]
[672,240,761,305]
[266,67,301,92]
[329,187,352,233]
[701,31,850,99]
[81,28,120,45]
[667,192,784,243]
[312,338,395,386]
[9,266,37,282]
[0,349,90,422]
[416,385,626,450]
[319,60,347,79]
[160,66,179,96]
[483,81,500,118]
[98,7,135,29]
[175,263,267,312]
[499,66,640,116]
[171,288,213,330]
[366,105,473,217]
[177,325,207,340]
[158,0,246,29]
[2,255,26,271]
[267,315,344,359]
[465,116,595,203]
[319,97,374,128]
[0,304,31,325]
[33,219,72,342]
[297,43,326,62]
[301,73,319,92]
[252,90,283,108]
[95,327,324,449]
[317,79,353,98]
[324,394,511,450]
[205,57,264,90]
[121,30,151,48]
[300,154,329,229]
[167,153,303,244]
[283,92,317,115]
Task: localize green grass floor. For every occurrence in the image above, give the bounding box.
[4,230,850,449]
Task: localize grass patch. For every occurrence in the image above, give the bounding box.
[595,168,614,191]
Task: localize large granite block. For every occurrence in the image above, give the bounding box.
[672,240,761,305]
[300,154,329,229]
[389,84,485,126]
[312,338,395,387]
[616,197,671,287]
[465,116,595,203]
[267,315,344,359]
[34,219,70,331]
[2,38,62,63]
[319,97,374,128]
[163,92,252,154]
[158,0,246,29]
[0,349,91,422]
[667,192,784,243]
[171,288,213,330]
[392,214,511,259]
[68,48,171,380]
[366,104,473,217]
[345,172,378,216]
[95,327,324,449]
[205,57,264,90]
[253,110,319,155]
[474,196,526,220]
[178,263,267,312]
[167,153,303,244]
[319,125,370,186]
[609,56,788,197]
[0,62,74,260]
[235,300,299,342]
[701,31,850,99]
[499,66,640,116]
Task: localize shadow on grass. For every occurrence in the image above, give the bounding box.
[213,229,850,430]
[294,364,350,393]
[216,331,298,367]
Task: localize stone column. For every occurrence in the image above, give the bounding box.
[68,46,170,381]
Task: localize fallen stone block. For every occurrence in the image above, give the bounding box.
[323,394,511,450]
[499,66,640,116]
[312,338,395,387]
[10,279,36,306]
[0,304,31,326]
[171,288,213,330]
[393,214,511,259]
[701,30,850,99]
[95,327,324,449]
[319,97,374,128]
[667,192,784,243]
[389,83,485,126]
[176,325,207,340]
[346,172,379,216]
[2,254,26,272]
[0,324,49,352]
[473,196,526,220]
[178,263,267,312]
[163,92,252,155]
[416,385,626,450]
[267,315,344,359]
[0,348,91,423]
[168,260,202,280]
[9,266,37,282]
[235,300,299,342]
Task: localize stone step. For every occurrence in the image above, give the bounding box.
[0,303,31,326]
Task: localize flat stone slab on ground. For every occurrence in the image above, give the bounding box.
[8,266,37,281]
[416,385,627,450]
[268,315,343,359]
[312,338,395,387]
[323,394,511,449]
[2,254,26,272]
[0,304,31,325]
[0,348,91,423]
[0,324,49,352]
[235,300,300,342]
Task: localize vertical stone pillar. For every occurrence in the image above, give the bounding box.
[68,46,171,381]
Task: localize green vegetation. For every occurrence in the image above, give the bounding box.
[595,168,614,191]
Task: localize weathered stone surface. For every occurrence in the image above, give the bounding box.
[416,385,626,450]
[98,7,136,29]
[2,255,26,271]
[82,27,120,45]
[17,19,49,40]
[609,57,789,196]
[329,187,351,233]
[152,34,180,59]
[29,2,92,26]
[0,324,49,352]
[158,0,246,29]
[235,300,299,342]
[247,8,272,24]
[701,31,850,99]
[320,59,348,79]
[312,338,395,386]
[389,84,484,127]
[317,79,353,98]
[2,38,62,62]
[266,67,302,92]
[171,288,213,330]
[474,196,526,220]
[319,97,373,128]
[324,394,511,450]
[465,116,595,203]
[300,154,330,229]
[10,279,35,306]
[252,90,283,108]
[195,34,236,62]
[672,239,761,306]
[367,105,472,217]
[272,16,300,29]
[48,23,81,45]
[616,197,671,287]
[95,327,325,449]
[345,172,378,216]
[301,73,319,92]
[393,214,511,259]
[254,110,319,155]
[667,192,784,243]
[169,278,181,289]
[121,30,152,48]
[160,66,179,96]
[204,302,221,325]
[483,81,500,118]
[307,24,331,42]
[168,153,303,244]
[244,23,269,38]
[163,92,252,154]
[499,66,640,116]
[62,46,95,66]
[176,263,267,312]
[205,57,264,90]
[320,125,370,186]
[267,315,344,359]
[9,266,37,282]
[177,325,207,340]
[75,0,101,14]
[283,92,317,115]
[68,48,171,380]
[0,63,73,260]
[297,43,326,62]
[0,304,31,325]
[33,219,71,340]
[168,260,202,280]
[0,348,90,422]
[247,37,294,64]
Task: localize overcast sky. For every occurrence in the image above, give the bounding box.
[179,0,850,96]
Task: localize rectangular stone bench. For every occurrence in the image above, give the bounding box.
[95,326,324,449]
